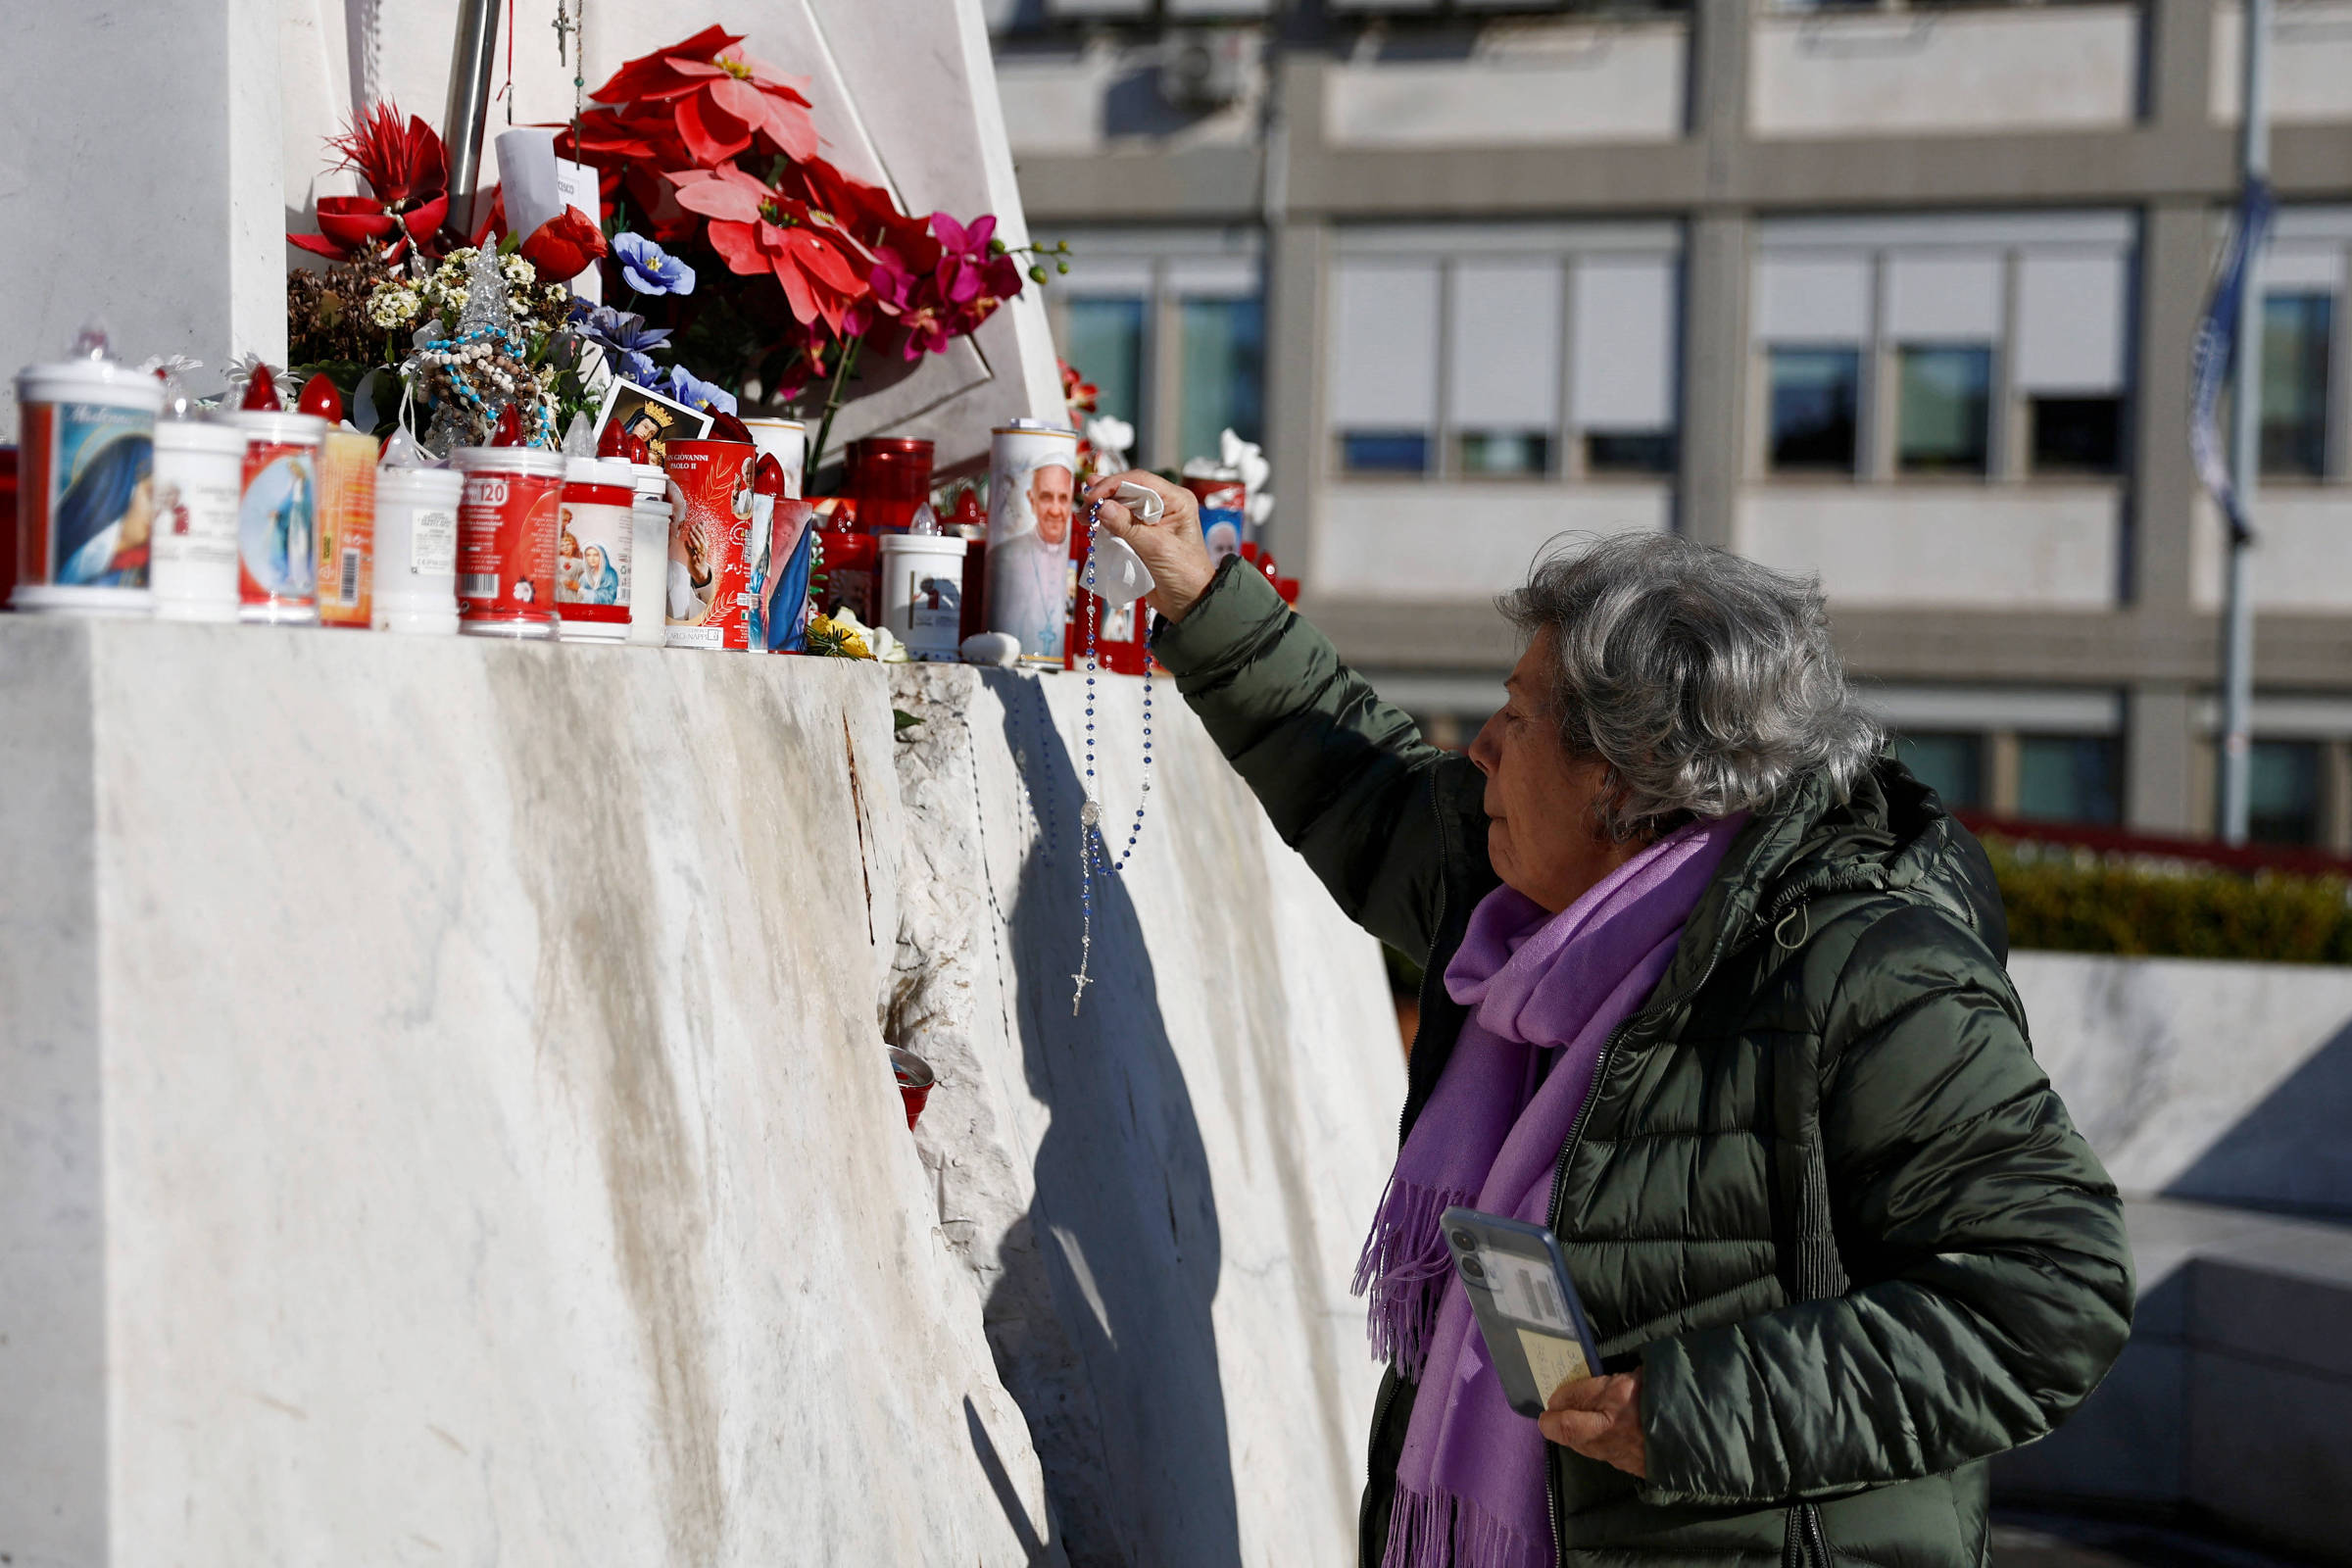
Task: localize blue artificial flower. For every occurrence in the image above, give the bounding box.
[570,304,671,387]
[613,231,697,298]
[664,364,738,416]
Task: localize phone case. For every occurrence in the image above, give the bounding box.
[1440,1205,1606,1418]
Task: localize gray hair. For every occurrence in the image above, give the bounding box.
[1496,533,1883,842]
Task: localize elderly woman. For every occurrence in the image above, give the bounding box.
[1085,473,2132,1568]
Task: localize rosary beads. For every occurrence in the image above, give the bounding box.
[1071,498,1154,1015]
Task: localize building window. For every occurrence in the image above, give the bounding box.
[1894,733,1983,809]
[1759,219,2137,489]
[1179,296,1263,466]
[2030,395,2123,475]
[1341,432,1432,475]
[2262,293,2333,478]
[1330,235,1679,484]
[2249,740,2323,846]
[2018,735,2122,825]
[1051,232,1263,474]
[1458,432,1551,477]
[1896,345,1992,475]
[1586,432,1678,474]
[1066,296,1147,456]
[1333,258,1441,478]
[1573,256,1679,476]
[1768,348,1861,473]
[1454,258,1564,480]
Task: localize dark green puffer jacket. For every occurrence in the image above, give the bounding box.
[1154,562,2133,1568]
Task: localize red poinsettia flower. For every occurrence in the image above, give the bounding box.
[289,102,450,262]
[518,207,609,281]
[668,166,873,333]
[781,155,928,257]
[570,101,700,241]
[588,24,819,170]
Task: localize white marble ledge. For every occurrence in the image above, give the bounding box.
[0,612,1059,1567]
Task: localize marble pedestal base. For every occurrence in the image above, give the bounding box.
[0,617,1404,1568]
[0,619,1054,1565]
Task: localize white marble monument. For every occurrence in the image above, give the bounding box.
[3,0,1060,461]
[0,620,1402,1564]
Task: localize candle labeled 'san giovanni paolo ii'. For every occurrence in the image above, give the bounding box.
[371,466,464,635]
[985,420,1079,664]
[12,353,164,615]
[662,439,755,651]
[557,456,634,643]
[148,418,246,623]
[454,444,565,639]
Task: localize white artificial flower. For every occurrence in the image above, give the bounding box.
[1086,415,1136,471]
[132,353,204,379]
[366,284,422,329]
[1220,427,1271,500]
[221,352,285,407]
[502,254,537,288]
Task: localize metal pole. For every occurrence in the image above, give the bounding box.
[2218,0,2272,845]
[440,0,505,245]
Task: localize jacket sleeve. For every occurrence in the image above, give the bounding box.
[1635,906,2134,1505]
[1151,559,1476,963]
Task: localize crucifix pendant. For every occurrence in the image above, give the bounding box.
[1070,966,1092,1015]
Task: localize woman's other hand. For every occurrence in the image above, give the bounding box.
[1539,1370,1647,1479]
[1080,469,1216,623]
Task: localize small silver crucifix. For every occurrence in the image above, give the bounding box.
[1070,966,1093,1015]
[552,3,575,66]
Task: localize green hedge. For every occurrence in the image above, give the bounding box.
[1985,835,2352,964]
[1381,838,2352,983]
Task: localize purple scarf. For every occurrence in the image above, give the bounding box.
[1354,813,1747,1568]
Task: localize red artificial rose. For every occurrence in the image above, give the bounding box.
[518,207,609,280]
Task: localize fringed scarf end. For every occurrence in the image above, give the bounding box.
[1352,1174,1472,1376]
[1379,1481,1545,1568]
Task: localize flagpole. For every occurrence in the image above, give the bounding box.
[2218,0,2272,845]
[441,0,506,245]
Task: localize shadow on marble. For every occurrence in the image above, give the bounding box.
[979,670,1243,1568]
[966,1395,1055,1566]
[2167,1016,2352,1221]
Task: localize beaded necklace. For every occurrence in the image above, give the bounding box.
[1070,497,1154,1014]
[408,323,557,448]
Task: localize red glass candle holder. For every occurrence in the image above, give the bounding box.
[848,437,934,534]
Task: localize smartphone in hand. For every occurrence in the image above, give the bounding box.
[1442,1206,1606,1418]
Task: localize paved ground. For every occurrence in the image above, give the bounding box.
[1993,1511,2314,1567]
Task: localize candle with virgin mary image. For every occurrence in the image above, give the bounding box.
[13,357,165,616]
